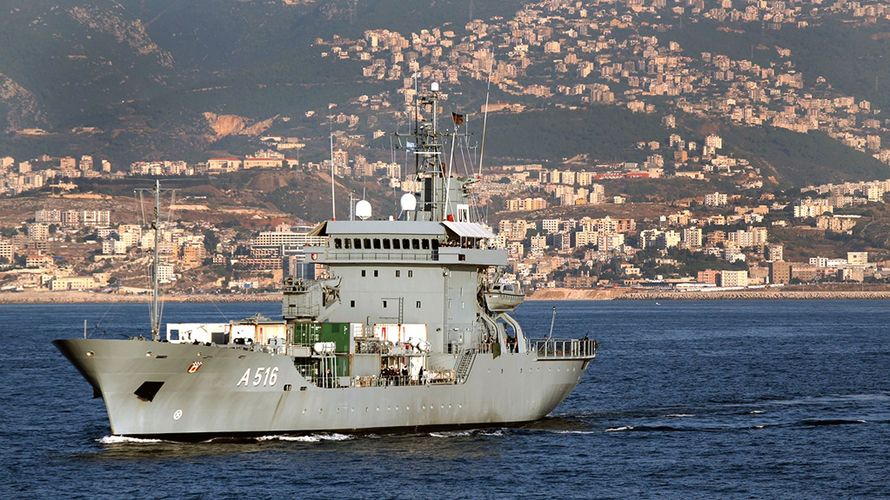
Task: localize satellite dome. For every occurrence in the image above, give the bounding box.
[400,193,417,212]
[355,200,372,220]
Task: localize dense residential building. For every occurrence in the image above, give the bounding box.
[769,261,792,285]
[719,270,749,288]
[704,192,728,207]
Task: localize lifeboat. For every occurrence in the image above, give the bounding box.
[482,283,524,312]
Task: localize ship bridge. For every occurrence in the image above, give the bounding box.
[306,220,505,266]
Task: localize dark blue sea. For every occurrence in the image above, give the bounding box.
[1,300,889,498]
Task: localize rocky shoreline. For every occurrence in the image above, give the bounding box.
[527,287,890,301]
[0,291,281,304]
[2,288,889,305]
[619,290,890,300]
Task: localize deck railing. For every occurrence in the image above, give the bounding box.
[530,338,598,360]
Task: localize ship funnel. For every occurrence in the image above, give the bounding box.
[355,200,372,220]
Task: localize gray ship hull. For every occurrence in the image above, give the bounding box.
[55,338,590,439]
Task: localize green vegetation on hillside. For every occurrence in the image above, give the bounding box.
[666,19,890,110]
[715,125,889,186]
[484,105,668,163]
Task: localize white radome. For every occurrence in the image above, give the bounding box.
[400,193,417,212]
[355,200,372,220]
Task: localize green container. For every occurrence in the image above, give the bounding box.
[320,323,351,353]
[292,322,321,346]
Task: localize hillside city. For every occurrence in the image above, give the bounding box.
[0,146,888,296]
[1,0,890,297]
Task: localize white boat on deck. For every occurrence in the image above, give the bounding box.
[483,283,525,312]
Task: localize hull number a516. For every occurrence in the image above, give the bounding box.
[237,367,279,387]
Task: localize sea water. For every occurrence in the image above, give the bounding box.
[1,300,888,497]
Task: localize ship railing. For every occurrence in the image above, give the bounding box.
[473,342,496,354]
[282,303,320,319]
[530,338,598,360]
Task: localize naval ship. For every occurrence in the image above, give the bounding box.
[54,84,597,440]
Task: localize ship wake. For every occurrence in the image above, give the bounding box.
[256,433,354,443]
[98,435,165,444]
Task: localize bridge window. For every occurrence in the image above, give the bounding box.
[383,239,391,250]
[421,239,430,250]
[373,238,381,249]
[403,238,410,249]
[395,270,400,278]
[392,239,400,250]
[344,238,352,249]
[353,238,361,249]
[412,239,420,250]
[432,239,439,250]
[363,238,371,249]
[334,238,342,249]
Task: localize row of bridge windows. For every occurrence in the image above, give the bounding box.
[361,269,413,278]
[332,237,439,251]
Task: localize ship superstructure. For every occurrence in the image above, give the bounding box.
[54,84,597,439]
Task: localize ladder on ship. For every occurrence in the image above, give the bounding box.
[455,350,476,384]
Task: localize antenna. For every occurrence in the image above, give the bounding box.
[134,179,173,342]
[349,192,355,221]
[329,122,337,220]
[478,58,494,176]
[443,128,457,219]
[547,306,557,340]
